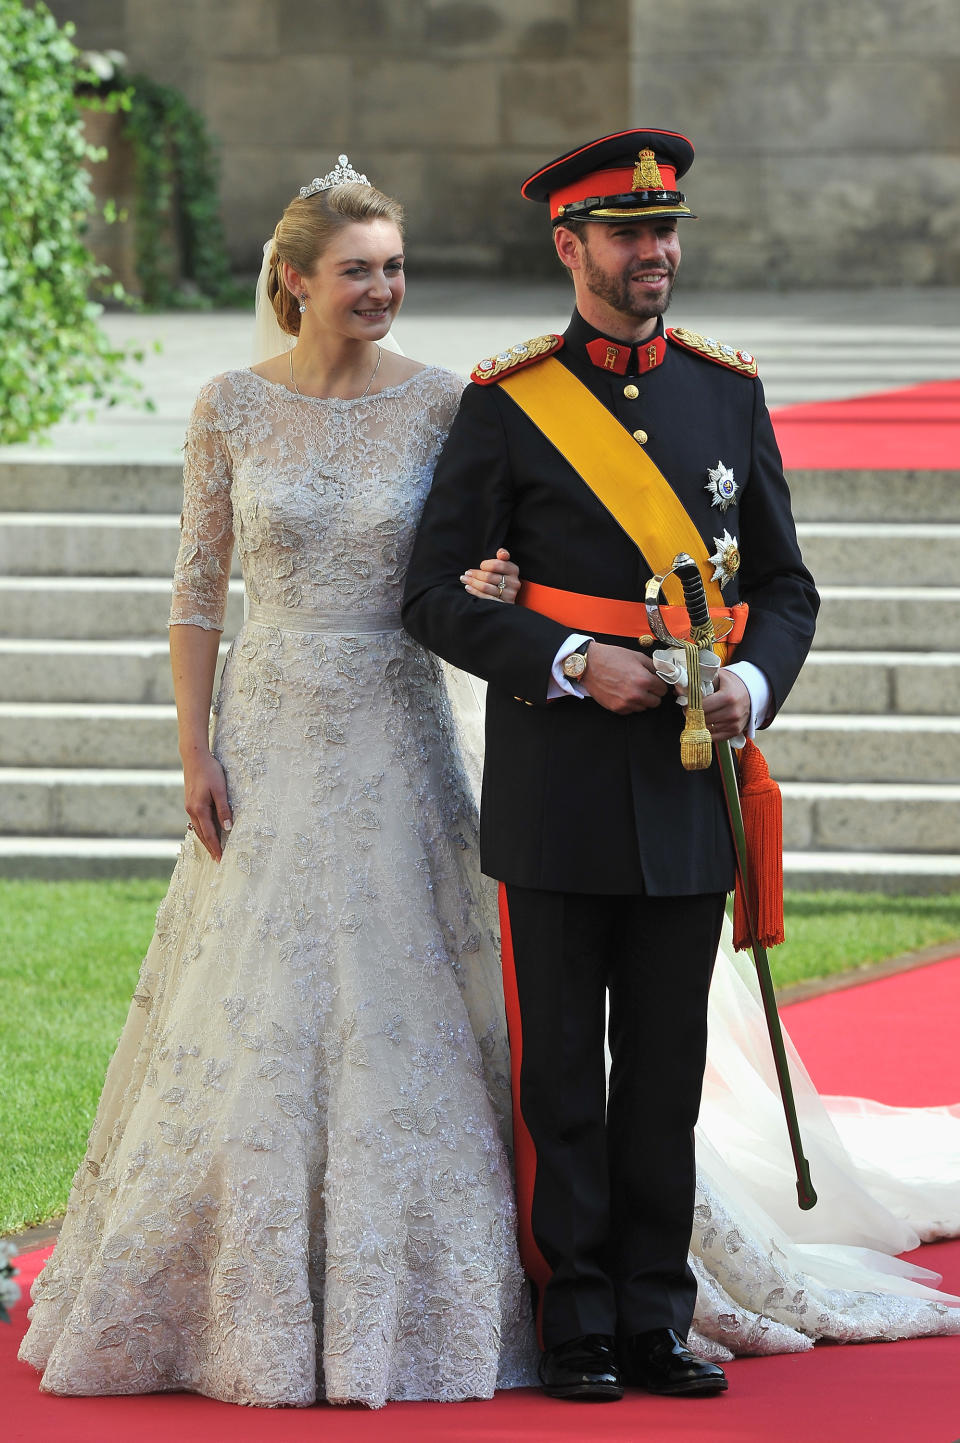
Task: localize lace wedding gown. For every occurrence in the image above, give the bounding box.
[20,365,960,1409]
[19,366,538,1407]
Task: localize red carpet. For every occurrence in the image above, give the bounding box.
[5,958,960,1443]
[771,377,960,469]
[781,955,960,1108]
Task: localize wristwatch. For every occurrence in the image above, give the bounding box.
[561,640,591,681]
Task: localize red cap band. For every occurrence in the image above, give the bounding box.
[550,164,678,220]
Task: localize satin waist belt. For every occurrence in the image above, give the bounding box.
[518,580,749,645]
[246,602,403,634]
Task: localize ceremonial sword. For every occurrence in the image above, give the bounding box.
[644,553,818,1211]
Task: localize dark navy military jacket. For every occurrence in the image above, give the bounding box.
[403,308,819,895]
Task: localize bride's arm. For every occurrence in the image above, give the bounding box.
[168,379,236,862]
[170,626,232,862]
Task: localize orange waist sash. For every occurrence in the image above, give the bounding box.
[518,579,749,648]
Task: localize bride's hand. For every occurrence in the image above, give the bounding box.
[182,748,233,863]
[460,548,521,604]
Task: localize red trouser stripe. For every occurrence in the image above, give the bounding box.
[498,881,553,1347]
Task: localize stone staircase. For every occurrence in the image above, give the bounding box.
[0,457,958,891]
[766,468,960,893]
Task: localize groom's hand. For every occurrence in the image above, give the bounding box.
[580,643,668,714]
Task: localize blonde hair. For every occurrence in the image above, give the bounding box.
[265,183,405,337]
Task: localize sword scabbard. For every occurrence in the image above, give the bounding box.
[669,553,818,1211]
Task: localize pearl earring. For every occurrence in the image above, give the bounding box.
[298,293,307,314]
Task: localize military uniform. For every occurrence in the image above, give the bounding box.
[402,128,818,1376]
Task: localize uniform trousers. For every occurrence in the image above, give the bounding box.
[498,883,726,1350]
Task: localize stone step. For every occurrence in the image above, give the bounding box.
[0,768,185,838]
[756,714,960,784]
[0,514,241,578]
[781,851,960,896]
[3,577,955,651]
[2,461,957,525]
[0,578,245,639]
[788,470,958,524]
[2,638,959,718]
[0,639,227,703]
[0,514,176,577]
[781,781,960,854]
[0,835,955,890]
[782,651,960,716]
[0,461,183,514]
[2,513,952,588]
[811,587,960,652]
[1,767,950,853]
[0,836,180,879]
[0,704,179,768]
[795,522,960,586]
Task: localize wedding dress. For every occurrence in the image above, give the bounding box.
[19,366,538,1406]
[19,365,960,1410]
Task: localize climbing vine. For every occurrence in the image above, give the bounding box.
[118,74,244,308]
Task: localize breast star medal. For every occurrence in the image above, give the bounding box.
[705,460,738,511]
[709,529,741,587]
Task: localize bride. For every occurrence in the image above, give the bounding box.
[19,159,960,1409]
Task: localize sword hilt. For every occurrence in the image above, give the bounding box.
[673,553,712,634]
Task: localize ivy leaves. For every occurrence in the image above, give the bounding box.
[121,73,245,310]
[0,1,140,444]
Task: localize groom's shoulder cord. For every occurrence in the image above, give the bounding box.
[469,333,564,386]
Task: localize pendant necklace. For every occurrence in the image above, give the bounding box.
[289,345,382,399]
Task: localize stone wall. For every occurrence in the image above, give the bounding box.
[64,0,628,279]
[629,0,960,288]
[62,0,960,285]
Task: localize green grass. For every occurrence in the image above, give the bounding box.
[2,880,959,1236]
[769,890,960,990]
[1,879,167,1236]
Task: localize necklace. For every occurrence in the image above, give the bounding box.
[288,345,382,400]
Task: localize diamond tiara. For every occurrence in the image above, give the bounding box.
[299,155,370,199]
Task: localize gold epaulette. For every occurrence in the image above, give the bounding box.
[667,326,758,377]
[471,333,564,385]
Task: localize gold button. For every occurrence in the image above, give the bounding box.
[633,428,648,444]
[623,384,639,399]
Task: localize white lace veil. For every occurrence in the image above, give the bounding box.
[251,238,404,364]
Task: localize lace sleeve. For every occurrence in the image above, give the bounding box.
[169,379,235,631]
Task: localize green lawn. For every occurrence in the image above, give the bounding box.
[3,880,959,1236]
[2,880,166,1236]
[767,890,960,991]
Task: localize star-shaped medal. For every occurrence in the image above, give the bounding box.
[706,460,738,511]
[709,529,741,587]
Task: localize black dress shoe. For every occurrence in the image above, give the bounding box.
[538,1333,623,1401]
[623,1328,728,1396]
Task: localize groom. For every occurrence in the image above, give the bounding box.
[402,128,818,1400]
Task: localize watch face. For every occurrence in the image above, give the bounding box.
[563,652,587,679]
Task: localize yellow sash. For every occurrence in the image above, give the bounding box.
[499,357,724,617]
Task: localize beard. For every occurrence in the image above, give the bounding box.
[581,244,676,322]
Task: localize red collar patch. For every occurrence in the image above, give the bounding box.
[585,334,666,376]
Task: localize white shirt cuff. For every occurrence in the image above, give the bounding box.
[725,660,771,737]
[548,633,593,700]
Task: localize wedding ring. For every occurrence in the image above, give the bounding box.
[497,575,506,597]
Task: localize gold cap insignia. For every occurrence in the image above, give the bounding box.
[633,148,664,191]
